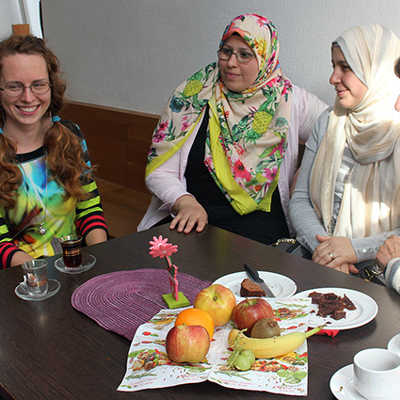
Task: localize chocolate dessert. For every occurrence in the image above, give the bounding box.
[308,291,356,320]
[240,278,265,297]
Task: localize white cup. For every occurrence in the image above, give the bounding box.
[353,348,400,400]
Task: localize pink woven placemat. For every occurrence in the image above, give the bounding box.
[71,269,211,340]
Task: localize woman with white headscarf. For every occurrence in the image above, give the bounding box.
[289,24,400,275]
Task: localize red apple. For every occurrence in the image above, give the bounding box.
[232,298,274,331]
[166,325,210,363]
[194,284,236,326]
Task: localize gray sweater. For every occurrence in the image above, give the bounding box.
[289,109,400,263]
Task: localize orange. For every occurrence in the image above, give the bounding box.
[175,308,214,340]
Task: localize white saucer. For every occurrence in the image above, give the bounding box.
[15,279,61,302]
[388,333,400,355]
[330,364,364,400]
[330,363,399,399]
[55,253,96,274]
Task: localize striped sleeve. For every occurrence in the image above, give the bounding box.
[75,179,108,238]
[0,216,22,269]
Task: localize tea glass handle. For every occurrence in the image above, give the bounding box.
[21,275,28,289]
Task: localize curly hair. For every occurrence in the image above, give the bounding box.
[0,35,90,208]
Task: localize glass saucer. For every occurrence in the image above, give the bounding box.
[54,253,96,275]
[15,279,61,302]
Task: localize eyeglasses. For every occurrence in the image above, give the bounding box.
[217,47,255,64]
[0,80,51,97]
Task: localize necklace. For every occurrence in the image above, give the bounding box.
[19,155,49,235]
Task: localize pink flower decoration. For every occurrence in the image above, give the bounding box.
[153,131,166,143]
[149,235,178,258]
[263,165,278,183]
[234,142,245,156]
[181,115,191,132]
[233,160,252,181]
[158,121,168,131]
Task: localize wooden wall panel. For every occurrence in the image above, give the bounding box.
[61,101,159,193]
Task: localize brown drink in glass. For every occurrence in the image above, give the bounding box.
[59,235,82,268]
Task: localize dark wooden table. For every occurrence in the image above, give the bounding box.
[1,224,399,399]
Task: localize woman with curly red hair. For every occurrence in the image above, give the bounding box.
[0,35,108,268]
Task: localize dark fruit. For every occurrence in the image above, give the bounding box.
[250,317,281,338]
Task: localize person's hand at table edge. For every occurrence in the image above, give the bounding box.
[377,235,400,267]
[10,250,34,267]
[313,235,358,274]
[170,194,208,234]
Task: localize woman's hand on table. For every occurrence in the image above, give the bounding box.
[10,250,33,267]
[85,228,108,246]
[170,195,208,233]
[376,235,400,267]
[313,235,358,274]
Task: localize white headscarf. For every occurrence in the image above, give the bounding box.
[310,24,400,238]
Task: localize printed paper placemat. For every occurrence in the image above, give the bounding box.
[118,297,312,396]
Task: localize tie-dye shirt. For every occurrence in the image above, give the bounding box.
[0,121,108,268]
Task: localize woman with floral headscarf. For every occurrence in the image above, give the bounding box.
[289,24,400,275]
[138,13,327,244]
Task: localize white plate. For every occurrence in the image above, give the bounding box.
[213,271,296,298]
[330,364,365,400]
[55,253,96,275]
[388,333,400,355]
[294,288,378,330]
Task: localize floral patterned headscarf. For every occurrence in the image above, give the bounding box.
[146,13,292,215]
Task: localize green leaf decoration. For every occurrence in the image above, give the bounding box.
[125,372,157,380]
[245,129,262,143]
[259,145,275,158]
[183,80,203,97]
[277,369,291,378]
[294,371,307,380]
[180,365,209,372]
[255,173,267,183]
[252,111,272,134]
[191,70,204,81]
[128,350,143,358]
[285,375,301,384]
[231,117,251,141]
[214,370,252,381]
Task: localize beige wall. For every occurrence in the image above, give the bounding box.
[0,1,24,39]
[42,0,400,114]
[0,0,43,39]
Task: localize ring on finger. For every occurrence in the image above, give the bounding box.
[329,252,336,260]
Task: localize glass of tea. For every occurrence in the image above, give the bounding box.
[59,235,83,268]
[21,259,49,297]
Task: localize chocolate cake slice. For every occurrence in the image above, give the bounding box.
[240,278,265,297]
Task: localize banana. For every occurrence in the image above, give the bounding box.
[228,326,322,359]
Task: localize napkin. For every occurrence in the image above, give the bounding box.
[312,328,339,337]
